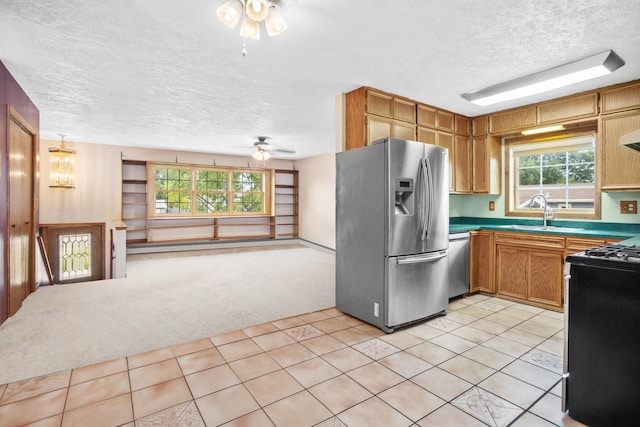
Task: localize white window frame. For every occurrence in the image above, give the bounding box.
[506,132,600,220]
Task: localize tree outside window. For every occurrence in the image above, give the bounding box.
[151,165,268,216]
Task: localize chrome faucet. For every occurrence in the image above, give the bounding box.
[529,193,550,228]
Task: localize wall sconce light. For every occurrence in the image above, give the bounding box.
[49,134,76,189]
[461,50,625,106]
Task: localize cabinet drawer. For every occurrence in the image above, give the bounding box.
[494,232,565,249]
[537,93,599,125]
[565,237,606,254]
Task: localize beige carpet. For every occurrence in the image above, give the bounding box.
[0,244,335,385]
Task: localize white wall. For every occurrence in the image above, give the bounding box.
[297,153,336,250]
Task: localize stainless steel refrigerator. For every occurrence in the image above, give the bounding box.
[336,137,449,333]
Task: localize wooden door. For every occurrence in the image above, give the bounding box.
[599,111,640,191]
[366,115,392,146]
[437,132,455,192]
[8,116,35,315]
[472,135,489,193]
[454,134,471,193]
[528,250,564,307]
[469,231,494,293]
[391,121,416,140]
[495,245,527,299]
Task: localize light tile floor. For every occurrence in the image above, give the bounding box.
[0,294,587,427]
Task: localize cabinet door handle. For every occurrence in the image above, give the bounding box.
[25,221,30,225]
[11,224,17,228]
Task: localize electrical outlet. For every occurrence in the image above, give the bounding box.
[374,303,379,317]
[489,201,495,211]
[620,200,638,214]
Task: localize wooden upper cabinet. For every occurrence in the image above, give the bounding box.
[417,127,437,145]
[417,104,454,131]
[393,98,416,123]
[601,82,640,114]
[417,104,437,128]
[438,132,455,192]
[489,107,536,134]
[537,93,599,125]
[599,110,640,191]
[365,90,393,117]
[455,115,470,136]
[472,115,489,135]
[366,115,392,145]
[472,134,501,194]
[391,121,416,141]
[345,87,422,149]
[454,134,471,193]
[437,111,454,132]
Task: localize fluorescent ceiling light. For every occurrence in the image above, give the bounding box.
[521,125,566,136]
[462,50,625,106]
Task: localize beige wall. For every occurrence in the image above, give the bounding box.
[39,140,295,225]
[297,153,336,250]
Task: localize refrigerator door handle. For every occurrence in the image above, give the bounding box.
[416,158,425,238]
[418,158,429,241]
[424,157,434,241]
[397,251,447,264]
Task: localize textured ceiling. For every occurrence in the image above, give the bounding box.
[1,0,639,159]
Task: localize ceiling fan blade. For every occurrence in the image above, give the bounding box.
[272,148,296,154]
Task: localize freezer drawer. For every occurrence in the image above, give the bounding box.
[387,251,448,328]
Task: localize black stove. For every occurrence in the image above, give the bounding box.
[564,241,640,426]
[583,244,640,260]
[567,244,640,272]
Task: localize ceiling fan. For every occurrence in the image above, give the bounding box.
[252,136,295,160]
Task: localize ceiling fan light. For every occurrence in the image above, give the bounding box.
[246,0,269,22]
[265,8,287,36]
[252,149,271,161]
[240,16,261,40]
[216,0,243,28]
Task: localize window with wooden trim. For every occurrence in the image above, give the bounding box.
[150,164,271,217]
[506,133,599,219]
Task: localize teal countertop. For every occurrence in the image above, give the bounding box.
[450,217,640,242]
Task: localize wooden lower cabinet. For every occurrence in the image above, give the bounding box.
[528,250,564,307]
[495,245,528,299]
[469,230,494,293]
[495,244,564,308]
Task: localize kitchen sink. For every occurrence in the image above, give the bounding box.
[497,224,583,232]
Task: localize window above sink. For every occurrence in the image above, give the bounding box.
[506,129,600,220]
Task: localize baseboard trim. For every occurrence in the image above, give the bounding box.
[298,239,335,254]
[126,238,300,255]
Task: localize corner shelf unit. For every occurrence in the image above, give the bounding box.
[121,160,149,244]
[274,170,299,239]
[121,161,299,247]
